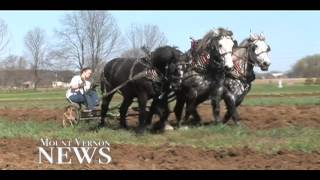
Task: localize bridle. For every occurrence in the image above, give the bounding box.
[231,43,259,79]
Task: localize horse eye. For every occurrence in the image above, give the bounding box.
[267,45,271,52]
[252,45,257,50]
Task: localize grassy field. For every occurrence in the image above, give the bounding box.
[0,117,319,153]
[249,84,320,95]
[0,84,319,108]
[0,90,124,109]
[0,84,319,153]
[243,96,320,106]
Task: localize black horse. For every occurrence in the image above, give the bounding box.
[100,46,184,134]
[174,28,236,127]
[221,33,271,125]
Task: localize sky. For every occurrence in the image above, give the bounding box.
[0,10,320,72]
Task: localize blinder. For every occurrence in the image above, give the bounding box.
[267,45,271,52]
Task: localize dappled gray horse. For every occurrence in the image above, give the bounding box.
[174,28,236,126]
[221,33,271,125]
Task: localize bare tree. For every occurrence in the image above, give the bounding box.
[82,11,121,73]
[55,12,86,70]
[45,48,75,71]
[55,11,121,74]
[0,18,10,56]
[124,24,167,58]
[24,27,47,90]
[120,48,146,59]
[1,55,17,70]
[17,56,28,70]
[0,55,29,88]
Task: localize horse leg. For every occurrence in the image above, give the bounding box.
[119,96,133,129]
[222,93,235,124]
[152,96,170,133]
[183,101,191,125]
[231,101,242,126]
[231,109,241,126]
[159,103,171,132]
[100,92,115,127]
[145,98,157,127]
[190,104,202,126]
[230,96,246,126]
[211,87,224,125]
[136,94,148,135]
[173,94,185,128]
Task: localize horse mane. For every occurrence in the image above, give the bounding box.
[150,45,183,73]
[153,45,179,51]
[238,38,251,47]
[196,28,233,52]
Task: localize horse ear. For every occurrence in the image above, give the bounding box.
[260,33,265,40]
[227,29,233,36]
[249,33,255,40]
[213,29,219,37]
[233,40,238,47]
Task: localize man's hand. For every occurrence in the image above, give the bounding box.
[90,83,99,90]
[78,82,85,88]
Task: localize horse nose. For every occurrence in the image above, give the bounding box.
[262,61,269,67]
[224,66,232,72]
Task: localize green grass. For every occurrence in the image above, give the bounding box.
[243,96,320,106]
[0,90,123,109]
[0,84,319,107]
[249,84,320,95]
[0,99,68,109]
[0,84,319,155]
[0,118,319,153]
[0,89,66,101]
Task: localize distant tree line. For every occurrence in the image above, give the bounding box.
[0,11,168,90]
[288,54,320,78]
[0,69,75,88]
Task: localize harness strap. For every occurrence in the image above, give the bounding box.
[231,45,256,80]
[104,70,148,97]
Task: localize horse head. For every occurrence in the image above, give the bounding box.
[248,33,271,71]
[196,27,236,71]
[150,46,185,91]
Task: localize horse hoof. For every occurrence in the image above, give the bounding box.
[164,123,174,131]
[146,124,153,131]
[135,127,146,135]
[98,121,109,128]
[98,123,105,129]
[179,126,189,130]
[235,121,242,127]
[211,120,222,126]
[119,123,128,129]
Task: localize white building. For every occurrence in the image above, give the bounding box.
[52,81,69,88]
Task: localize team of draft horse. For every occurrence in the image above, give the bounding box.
[95,27,271,134]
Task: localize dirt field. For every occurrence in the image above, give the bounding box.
[0,103,320,169]
[190,104,320,130]
[1,104,319,130]
[0,138,320,170]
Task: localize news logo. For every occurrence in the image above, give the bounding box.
[38,138,112,164]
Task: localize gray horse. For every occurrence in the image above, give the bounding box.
[173,28,236,126]
[221,33,271,125]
